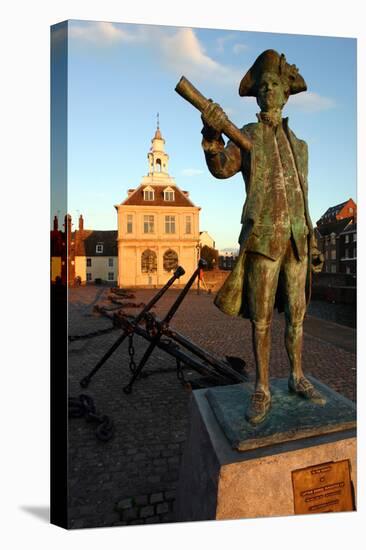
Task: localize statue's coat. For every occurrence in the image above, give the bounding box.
[203,118,314,317]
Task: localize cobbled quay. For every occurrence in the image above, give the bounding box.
[67,285,356,529]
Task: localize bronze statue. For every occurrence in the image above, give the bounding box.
[176,49,325,425]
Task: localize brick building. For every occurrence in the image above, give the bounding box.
[50,214,118,285]
[315,198,357,274]
[316,198,356,226]
[339,223,357,276]
[50,215,66,283]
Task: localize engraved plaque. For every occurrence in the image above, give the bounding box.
[292,460,354,514]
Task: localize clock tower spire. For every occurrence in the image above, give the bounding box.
[147,115,170,176]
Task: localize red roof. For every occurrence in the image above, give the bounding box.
[121,185,196,208]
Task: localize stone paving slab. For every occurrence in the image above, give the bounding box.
[303,315,356,354]
[67,286,356,529]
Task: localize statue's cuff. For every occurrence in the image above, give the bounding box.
[201,134,225,155]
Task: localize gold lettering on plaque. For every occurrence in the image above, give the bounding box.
[292,460,354,514]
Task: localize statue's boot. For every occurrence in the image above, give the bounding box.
[246,321,272,425]
[246,389,272,425]
[285,321,326,406]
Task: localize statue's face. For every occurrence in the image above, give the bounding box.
[256,71,288,111]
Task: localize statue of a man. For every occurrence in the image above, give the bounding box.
[201,49,325,425]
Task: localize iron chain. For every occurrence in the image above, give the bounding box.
[128,334,137,373]
[68,394,115,442]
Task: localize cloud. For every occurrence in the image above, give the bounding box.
[158,28,243,86]
[232,43,248,55]
[181,168,204,177]
[215,33,237,53]
[288,92,336,112]
[69,21,145,45]
[69,23,335,114]
[70,22,243,87]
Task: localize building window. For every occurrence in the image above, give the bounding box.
[165,215,176,234]
[86,258,92,267]
[346,266,351,274]
[164,189,175,201]
[163,249,178,272]
[345,249,349,259]
[143,215,155,234]
[143,188,154,201]
[185,216,192,234]
[330,234,336,245]
[349,207,353,214]
[353,233,357,242]
[345,235,349,244]
[331,264,336,273]
[96,243,103,253]
[86,273,92,281]
[108,258,114,267]
[108,272,114,281]
[331,250,336,260]
[127,214,133,234]
[141,249,157,273]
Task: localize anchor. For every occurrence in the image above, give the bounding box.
[80,260,247,393]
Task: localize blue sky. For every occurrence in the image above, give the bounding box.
[63,20,356,250]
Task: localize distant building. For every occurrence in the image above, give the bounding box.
[316,198,356,226]
[199,231,215,250]
[115,124,201,287]
[50,215,66,283]
[73,215,118,284]
[316,218,353,274]
[217,248,239,270]
[339,222,357,276]
[50,214,118,285]
[218,253,235,270]
[315,198,357,274]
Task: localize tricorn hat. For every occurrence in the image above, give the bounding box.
[239,49,307,97]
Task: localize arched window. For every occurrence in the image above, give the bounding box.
[163,249,178,272]
[156,159,162,172]
[141,249,157,273]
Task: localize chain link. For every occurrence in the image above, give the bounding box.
[128,334,137,373]
[68,394,115,442]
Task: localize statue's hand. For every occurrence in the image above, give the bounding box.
[311,247,324,274]
[201,101,228,134]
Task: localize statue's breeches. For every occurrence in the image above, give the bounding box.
[245,238,308,327]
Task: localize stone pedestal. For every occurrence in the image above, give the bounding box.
[176,378,356,521]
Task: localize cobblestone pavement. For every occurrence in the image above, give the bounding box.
[67,285,356,529]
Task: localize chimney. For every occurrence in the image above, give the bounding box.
[64,214,72,236]
[79,214,84,232]
[53,215,58,231]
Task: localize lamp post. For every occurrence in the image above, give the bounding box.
[196,243,201,295]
